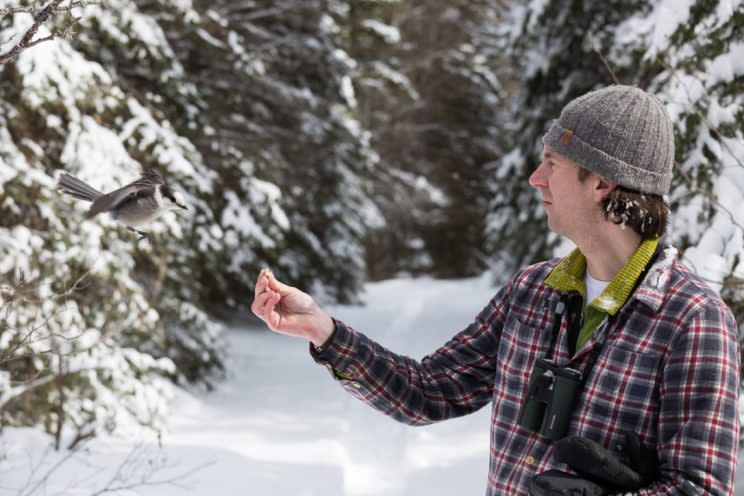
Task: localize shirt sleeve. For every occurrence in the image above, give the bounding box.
[309,280,514,426]
[628,302,740,495]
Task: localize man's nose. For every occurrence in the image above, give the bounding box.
[529,162,549,189]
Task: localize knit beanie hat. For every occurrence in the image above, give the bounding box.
[542,85,675,195]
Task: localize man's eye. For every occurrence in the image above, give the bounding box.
[549,161,557,168]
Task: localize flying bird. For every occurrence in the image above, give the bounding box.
[57,171,188,239]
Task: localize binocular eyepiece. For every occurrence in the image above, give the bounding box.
[517,358,583,440]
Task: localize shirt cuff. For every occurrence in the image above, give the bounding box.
[310,317,340,354]
[308,318,358,378]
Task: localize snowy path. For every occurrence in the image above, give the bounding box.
[2,274,743,495]
[151,275,496,496]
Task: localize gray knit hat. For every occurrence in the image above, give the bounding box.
[542,85,675,195]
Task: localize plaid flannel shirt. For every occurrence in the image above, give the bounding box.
[311,245,740,495]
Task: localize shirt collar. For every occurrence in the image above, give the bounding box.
[544,237,659,315]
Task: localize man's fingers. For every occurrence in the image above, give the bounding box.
[260,289,281,326]
[257,269,295,299]
[267,301,281,329]
[251,290,272,318]
[265,271,289,294]
[252,269,289,331]
[254,269,271,297]
[260,289,275,315]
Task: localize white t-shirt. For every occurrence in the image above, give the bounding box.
[585,271,610,306]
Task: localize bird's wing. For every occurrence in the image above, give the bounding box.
[86,183,156,218]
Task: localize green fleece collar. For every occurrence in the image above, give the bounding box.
[544,237,659,315]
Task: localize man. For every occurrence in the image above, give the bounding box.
[251,85,739,495]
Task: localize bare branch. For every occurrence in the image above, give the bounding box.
[18,444,78,496]
[0,269,104,416]
[88,444,216,496]
[587,31,620,85]
[0,0,64,64]
[673,160,744,236]
[0,269,92,367]
[13,437,206,496]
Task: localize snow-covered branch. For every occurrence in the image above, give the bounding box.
[0,366,105,413]
[0,0,101,64]
[0,266,175,447]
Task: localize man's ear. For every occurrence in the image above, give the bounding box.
[595,177,617,202]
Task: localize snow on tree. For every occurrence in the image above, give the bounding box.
[629,0,744,325]
[72,0,382,304]
[0,3,223,440]
[3,0,740,445]
[0,0,384,439]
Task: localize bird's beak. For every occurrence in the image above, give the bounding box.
[179,204,188,210]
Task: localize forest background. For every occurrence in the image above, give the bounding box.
[0,0,743,457]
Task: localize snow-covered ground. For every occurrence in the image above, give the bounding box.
[0,274,742,495]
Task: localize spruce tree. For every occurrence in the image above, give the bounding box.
[633,1,744,324]
[348,0,506,280]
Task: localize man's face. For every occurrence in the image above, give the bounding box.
[528,146,602,239]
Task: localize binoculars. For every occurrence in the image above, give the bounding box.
[518,358,583,440]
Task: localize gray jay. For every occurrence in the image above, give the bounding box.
[58,171,188,239]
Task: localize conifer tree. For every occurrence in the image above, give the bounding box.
[631,1,744,324]
[348,0,506,280]
[77,0,381,304]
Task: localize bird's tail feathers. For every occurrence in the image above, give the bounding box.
[58,173,103,202]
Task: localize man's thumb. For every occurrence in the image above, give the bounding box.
[266,271,291,294]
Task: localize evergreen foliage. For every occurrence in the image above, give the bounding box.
[72,0,380,305]
[640,0,744,326]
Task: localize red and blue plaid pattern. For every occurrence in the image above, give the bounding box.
[311,246,739,495]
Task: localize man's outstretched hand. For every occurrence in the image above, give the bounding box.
[251,269,335,347]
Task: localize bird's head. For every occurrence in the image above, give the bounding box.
[160,185,188,211]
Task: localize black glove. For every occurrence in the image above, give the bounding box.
[529,431,660,496]
[529,470,605,496]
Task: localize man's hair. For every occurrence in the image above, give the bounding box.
[578,168,669,238]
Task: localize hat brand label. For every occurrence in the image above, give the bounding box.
[562,130,573,145]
